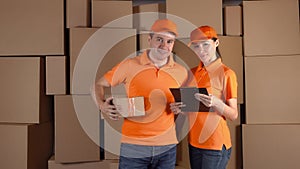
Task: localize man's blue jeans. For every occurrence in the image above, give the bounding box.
[189,144,232,169]
[119,143,177,169]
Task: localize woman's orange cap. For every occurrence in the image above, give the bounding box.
[190,25,218,42]
[151,19,178,37]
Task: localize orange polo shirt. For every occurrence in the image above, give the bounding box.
[188,58,237,150]
[104,50,188,146]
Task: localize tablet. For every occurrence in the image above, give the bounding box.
[169,87,210,112]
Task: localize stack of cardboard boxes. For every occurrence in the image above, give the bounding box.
[242,0,300,169]
[0,0,299,169]
[0,0,63,169]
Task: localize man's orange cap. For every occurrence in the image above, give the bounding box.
[190,25,218,42]
[151,19,178,37]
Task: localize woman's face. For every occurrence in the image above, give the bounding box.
[190,39,219,66]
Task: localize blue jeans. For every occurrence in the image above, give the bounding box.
[119,143,176,169]
[189,144,232,169]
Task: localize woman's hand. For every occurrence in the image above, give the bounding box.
[194,93,225,116]
[170,102,186,115]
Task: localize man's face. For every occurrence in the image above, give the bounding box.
[148,32,176,61]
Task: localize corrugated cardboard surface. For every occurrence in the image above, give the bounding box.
[0,0,64,55]
[226,105,242,169]
[245,55,300,124]
[218,36,244,104]
[0,57,52,123]
[70,28,98,94]
[92,0,133,28]
[104,118,123,160]
[70,28,136,94]
[133,3,166,31]
[0,122,53,169]
[55,95,100,163]
[166,0,223,36]
[46,56,66,95]
[243,0,300,56]
[243,124,300,169]
[172,38,200,69]
[224,6,242,36]
[67,0,90,28]
[48,156,111,169]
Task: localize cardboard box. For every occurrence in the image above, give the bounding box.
[104,118,123,160]
[172,38,201,69]
[46,56,66,95]
[0,122,53,169]
[218,36,244,104]
[113,96,145,117]
[224,6,242,36]
[92,0,133,28]
[176,136,190,169]
[133,2,166,31]
[55,95,101,163]
[67,0,90,28]
[243,0,300,56]
[166,0,223,37]
[0,0,64,55]
[48,156,111,169]
[70,28,136,94]
[245,55,300,124]
[0,57,52,123]
[226,105,242,169]
[242,124,300,169]
[175,166,187,169]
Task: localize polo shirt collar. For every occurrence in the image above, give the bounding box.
[140,50,175,67]
[196,58,222,73]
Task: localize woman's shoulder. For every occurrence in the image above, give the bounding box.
[221,63,236,76]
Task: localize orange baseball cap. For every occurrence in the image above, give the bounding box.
[190,25,218,42]
[151,19,178,37]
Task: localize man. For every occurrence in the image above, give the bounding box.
[93,19,188,169]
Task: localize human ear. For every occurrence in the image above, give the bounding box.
[215,39,219,47]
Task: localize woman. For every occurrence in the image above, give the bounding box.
[171,26,238,169]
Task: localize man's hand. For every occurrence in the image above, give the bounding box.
[100,97,122,120]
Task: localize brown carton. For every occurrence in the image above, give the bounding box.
[218,36,244,104]
[46,56,66,95]
[104,118,123,160]
[55,95,101,163]
[0,57,52,123]
[243,0,300,56]
[70,28,136,94]
[48,156,112,169]
[0,0,64,55]
[245,55,300,124]
[243,124,300,169]
[224,6,242,36]
[0,122,53,169]
[166,0,223,35]
[133,3,166,31]
[67,0,91,28]
[92,0,133,28]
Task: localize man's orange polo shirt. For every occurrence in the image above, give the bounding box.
[104,50,188,145]
[188,58,237,150]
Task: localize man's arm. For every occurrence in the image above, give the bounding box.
[91,76,120,120]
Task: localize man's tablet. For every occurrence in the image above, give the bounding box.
[170,87,210,112]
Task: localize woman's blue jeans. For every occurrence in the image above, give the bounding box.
[189,144,232,169]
